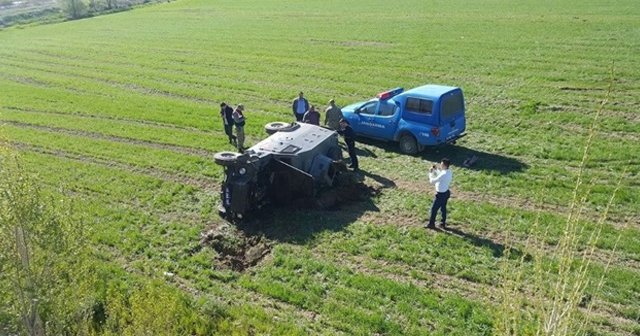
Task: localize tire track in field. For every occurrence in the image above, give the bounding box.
[305,246,639,335]
[2,105,208,132]
[23,169,338,332]
[358,207,640,272]
[17,133,635,272]
[353,175,640,270]
[3,120,215,157]
[95,245,341,335]
[11,134,637,270]
[309,245,499,301]
[454,189,638,229]
[3,105,284,144]
[389,177,638,229]
[14,141,637,332]
[0,56,213,105]
[0,55,296,116]
[8,141,218,191]
[4,47,352,106]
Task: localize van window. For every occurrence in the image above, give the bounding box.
[378,101,397,116]
[442,92,464,119]
[406,97,433,115]
[359,102,377,115]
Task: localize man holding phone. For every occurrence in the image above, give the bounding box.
[425,158,452,229]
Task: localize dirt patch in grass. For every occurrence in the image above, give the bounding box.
[200,223,271,271]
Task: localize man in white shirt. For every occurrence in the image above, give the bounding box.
[425,158,452,229]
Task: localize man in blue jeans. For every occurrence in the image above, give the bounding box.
[425,158,452,229]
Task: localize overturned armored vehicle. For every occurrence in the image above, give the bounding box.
[213,122,344,220]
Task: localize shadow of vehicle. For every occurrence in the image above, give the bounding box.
[355,137,527,174]
[235,172,380,245]
[199,176,380,271]
[419,147,527,174]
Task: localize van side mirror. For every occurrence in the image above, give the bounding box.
[354,108,361,114]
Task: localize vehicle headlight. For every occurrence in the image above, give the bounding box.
[238,167,246,175]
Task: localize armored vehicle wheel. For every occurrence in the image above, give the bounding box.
[399,134,419,155]
[214,151,240,166]
[264,121,290,135]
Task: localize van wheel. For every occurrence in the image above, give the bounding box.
[214,151,240,166]
[399,134,418,155]
[264,121,289,135]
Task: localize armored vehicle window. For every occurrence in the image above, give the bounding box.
[406,97,433,115]
[442,92,464,119]
[379,101,397,116]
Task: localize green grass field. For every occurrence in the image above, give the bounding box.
[1,0,639,334]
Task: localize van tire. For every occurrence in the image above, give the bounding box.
[399,134,419,155]
[214,151,240,166]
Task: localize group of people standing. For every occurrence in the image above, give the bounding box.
[291,92,343,130]
[219,96,454,230]
[219,102,246,152]
[291,91,358,171]
[218,92,358,171]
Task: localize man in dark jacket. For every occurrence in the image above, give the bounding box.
[220,102,236,144]
[292,92,309,122]
[338,118,358,172]
[302,105,320,125]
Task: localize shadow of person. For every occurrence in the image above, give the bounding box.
[441,226,508,258]
[359,169,396,189]
[338,142,377,158]
[355,147,377,158]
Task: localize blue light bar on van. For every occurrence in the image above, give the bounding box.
[377,87,404,100]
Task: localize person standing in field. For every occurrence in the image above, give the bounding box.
[324,99,343,130]
[292,91,309,122]
[337,118,358,172]
[425,158,452,229]
[220,102,236,145]
[302,105,320,125]
[232,104,246,152]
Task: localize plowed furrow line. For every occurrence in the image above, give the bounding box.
[306,247,638,334]
[8,141,217,190]
[3,120,214,157]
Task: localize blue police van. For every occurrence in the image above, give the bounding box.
[341,85,466,154]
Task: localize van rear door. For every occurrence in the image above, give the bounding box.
[438,89,466,142]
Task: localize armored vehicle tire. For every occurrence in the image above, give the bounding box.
[399,134,419,155]
[265,121,290,135]
[214,151,240,166]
